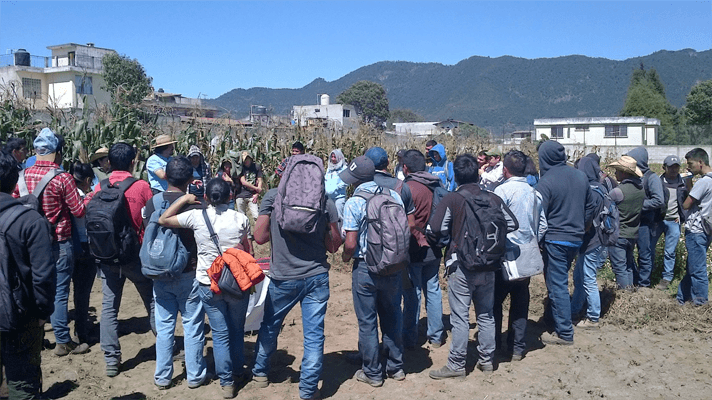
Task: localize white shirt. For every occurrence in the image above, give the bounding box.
[176,204,251,284]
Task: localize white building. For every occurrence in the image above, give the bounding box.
[0,43,115,109]
[534,117,660,146]
[292,94,359,130]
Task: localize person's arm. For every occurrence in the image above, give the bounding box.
[342,231,359,262]
[239,175,259,192]
[643,174,665,211]
[536,192,548,242]
[583,185,598,231]
[325,222,342,253]
[683,195,698,210]
[254,215,270,244]
[426,195,452,242]
[497,197,519,234]
[158,194,199,228]
[153,169,166,180]
[63,174,86,218]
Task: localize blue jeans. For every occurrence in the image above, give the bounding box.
[635,219,658,287]
[677,231,710,305]
[402,259,444,347]
[252,273,329,399]
[655,220,681,282]
[543,242,579,341]
[447,266,495,370]
[351,259,403,381]
[197,284,249,386]
[571,245,604,322]
[608,237,636,289]
[99,262,156,367]
[50,240,74,344]
[153,274,207,387]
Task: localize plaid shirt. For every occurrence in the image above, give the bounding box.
[12,160,86,242]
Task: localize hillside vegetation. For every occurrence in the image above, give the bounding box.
[210,49,712,129]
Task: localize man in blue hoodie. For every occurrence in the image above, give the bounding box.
[428,144,456,191]
[536,141,596,345]
[626,147,665,288]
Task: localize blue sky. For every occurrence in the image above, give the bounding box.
[1,1,710,99]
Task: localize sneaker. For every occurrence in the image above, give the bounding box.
[252,375,269,388]
[388,369,406,381]
[475,360,493,374]
[105,364,120,378]
[541,332,574,346]
[354,369,383,387]
[429,340,443,349]
[575,318,600,330]
[429,365,466,380]
[657,279,671,291]
[155,382,171,390]
[301,389,321,400]
[221,384,236,399]
[54,341,90,357]
[511,353,524,362]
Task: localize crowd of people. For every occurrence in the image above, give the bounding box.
[0,129,710,400]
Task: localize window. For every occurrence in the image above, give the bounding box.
[314,108,320,113]
[343,109,351,118]
[551,125,564,138]
[575,125,589,131]
[605,125,627,138]
[22,78,41,99]
[75,75,93,95]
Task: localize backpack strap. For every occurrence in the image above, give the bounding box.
[202,207,223,256]
[32,169,61,197]
[0,204,31,235]
[17,170,29,197]
[116,177,138,193]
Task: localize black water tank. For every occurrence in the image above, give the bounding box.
[14,49,30,66]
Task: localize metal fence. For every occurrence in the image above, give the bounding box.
[0,53,50,68]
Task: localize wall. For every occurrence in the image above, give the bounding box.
[535,124,650,146]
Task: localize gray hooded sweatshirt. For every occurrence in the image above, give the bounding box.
[626,147,665,222]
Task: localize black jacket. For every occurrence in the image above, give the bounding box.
[660,173,690,223]
[0,193,56,330]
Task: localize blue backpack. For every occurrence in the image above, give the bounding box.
[140,193,190,280]
[591,186,620,247]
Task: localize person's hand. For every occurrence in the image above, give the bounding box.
[252,193,259,204]
[182,194,200,204]
[222,174,233,183]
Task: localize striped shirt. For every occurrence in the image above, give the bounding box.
[12,160,85,242]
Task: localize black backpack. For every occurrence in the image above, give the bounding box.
[86,178,140,265]
[16,169,61,213]
[452,189,507,272]
[0,204,32,331]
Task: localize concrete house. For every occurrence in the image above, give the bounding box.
[143,89,218,118]
[292,94,358,130]
[0,43,115,109]
[534,117,660,146]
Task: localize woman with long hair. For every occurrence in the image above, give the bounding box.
[158,178,252,399]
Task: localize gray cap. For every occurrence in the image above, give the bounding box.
[664,155,681,167]
[339,155,375,185]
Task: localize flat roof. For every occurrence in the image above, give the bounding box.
[47,43,115,52]
[534,117,660,126]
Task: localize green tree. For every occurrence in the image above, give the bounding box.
[620,67,678,144]
[685,79,712,127]
[386,109,424,129]
[101,53,153,105]
[336,81,389,127]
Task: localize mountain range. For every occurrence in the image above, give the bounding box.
[209,49,712,130]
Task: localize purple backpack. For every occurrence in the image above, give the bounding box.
[273,154,326,234]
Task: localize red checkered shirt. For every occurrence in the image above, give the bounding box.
[12,160,86,242]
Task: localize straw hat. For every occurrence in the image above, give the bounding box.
[608,155,643,177]
[151,134,177,149]
[89,147,109,163]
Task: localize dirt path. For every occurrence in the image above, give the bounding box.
[36,270,712,400]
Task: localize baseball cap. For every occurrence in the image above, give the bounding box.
[339,155,375,185]
[663,155,681,167]
[365,147,389,170]
[33,128,59,156]
[485,148,501,157]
